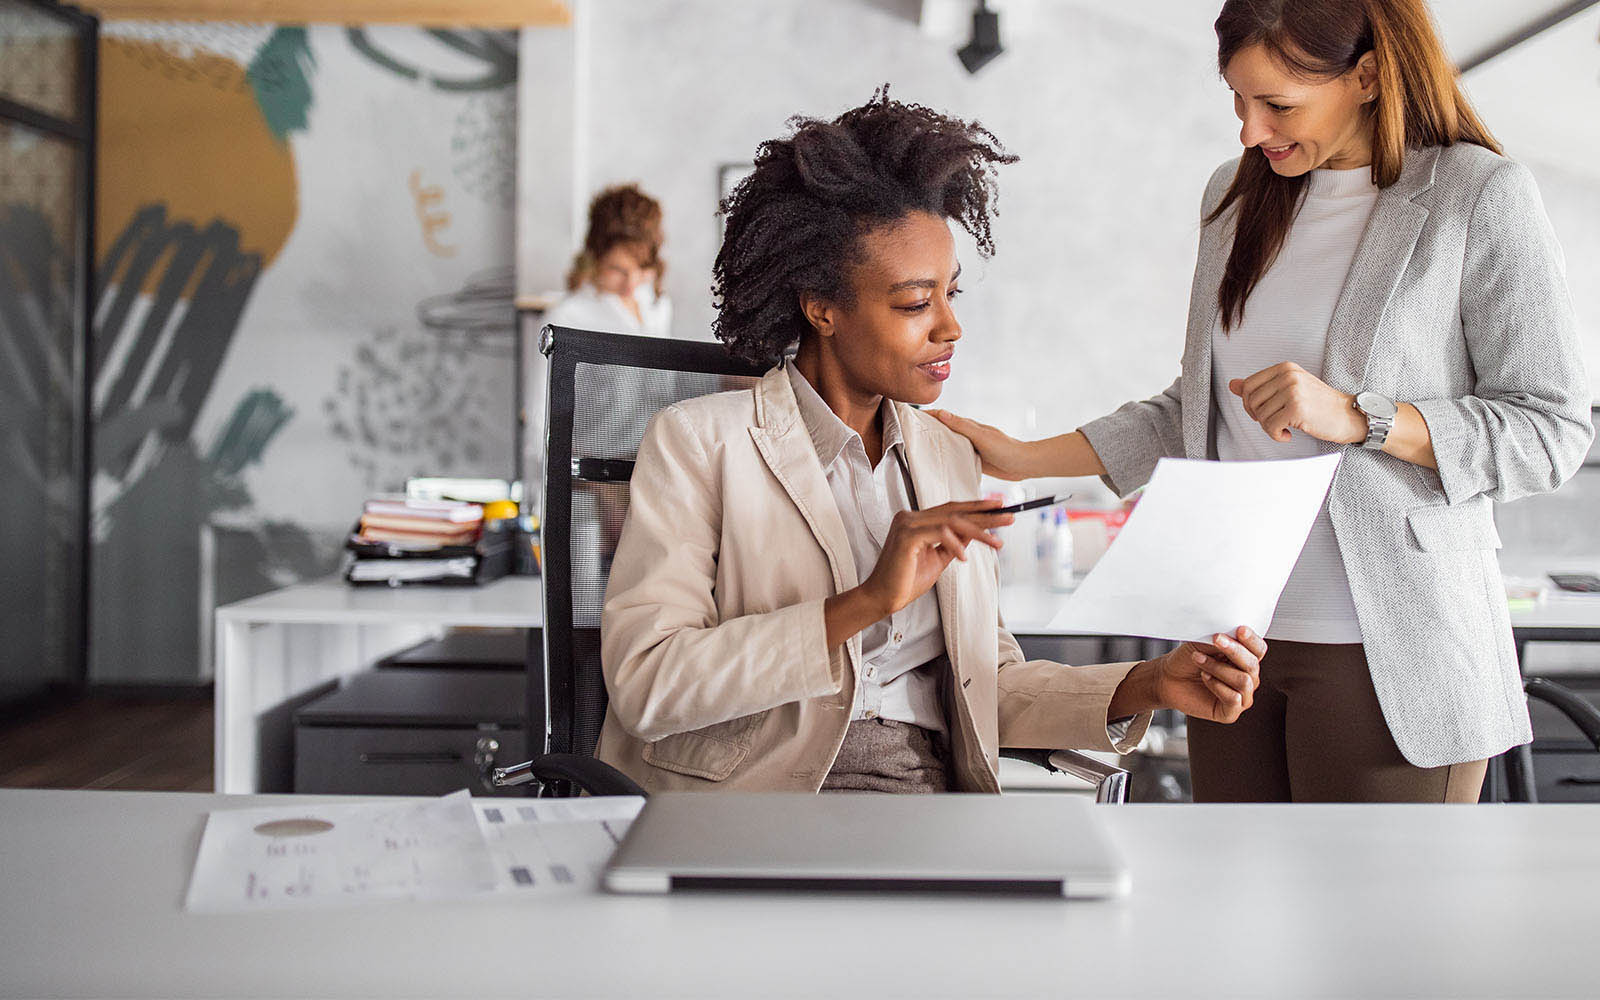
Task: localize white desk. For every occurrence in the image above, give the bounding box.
[1501,554,1600,644]
[3,788,1597,998]
[214,577,542,794]
[1002,573,1600,645]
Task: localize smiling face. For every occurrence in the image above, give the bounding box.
[805,210,964,408]
[1224,42,1378,175]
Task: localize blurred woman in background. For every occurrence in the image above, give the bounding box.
[543,183,673,340]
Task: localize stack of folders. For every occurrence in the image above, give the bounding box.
[345,498,511,586]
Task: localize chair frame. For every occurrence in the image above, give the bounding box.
[535,324,768,761]
[1495,677,1600,803]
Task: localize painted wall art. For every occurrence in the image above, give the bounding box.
[93,24,518,682]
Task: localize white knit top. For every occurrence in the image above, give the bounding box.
[1211,165,1379,644]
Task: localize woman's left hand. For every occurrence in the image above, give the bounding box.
[1151,627,1268,724]
[1229,362,1367,445]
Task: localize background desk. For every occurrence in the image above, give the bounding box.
[214,578,543,794]
[1002,575,1600,662]
[1501,555,1600,656]
[4,788,1598,998]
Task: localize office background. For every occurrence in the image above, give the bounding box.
[77,24,517,685]
[3,0,1598,723]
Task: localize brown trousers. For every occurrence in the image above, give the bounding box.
[821,718,951,794]
[1187,640,1487,803]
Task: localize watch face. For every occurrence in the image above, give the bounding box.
[1356,392,1398,419]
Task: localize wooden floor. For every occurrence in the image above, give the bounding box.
[0,696,213,792]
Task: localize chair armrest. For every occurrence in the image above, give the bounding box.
[1525,678,1600,749]
[491,753,646,797]
[999,747,1130,804]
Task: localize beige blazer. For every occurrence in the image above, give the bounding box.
[595,366,1149,794]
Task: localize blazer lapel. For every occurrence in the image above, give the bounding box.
[1183,206,1233,459]
[1320,147,1438,391]
[897,405,963,677]
[748,368,859,594]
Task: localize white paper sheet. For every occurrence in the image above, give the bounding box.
[473,797,644,895]
[186,791,646,913]
[185,790,498,913]
[1048,454,1342,642]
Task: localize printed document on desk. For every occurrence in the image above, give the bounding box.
[186,791,646,912]
[474,796,644,895]
[185,790,497,913]
[1047,454,1341,642]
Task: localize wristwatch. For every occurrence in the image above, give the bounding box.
[1353,391,1398,451]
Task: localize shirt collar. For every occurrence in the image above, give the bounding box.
[785,363,904,469]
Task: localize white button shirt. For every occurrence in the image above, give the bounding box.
[786,365,948,733]
[541,283,674,341]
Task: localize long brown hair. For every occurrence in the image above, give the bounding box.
[565,183,667,294]
[1209,0,1500,330]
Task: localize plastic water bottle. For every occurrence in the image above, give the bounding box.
[1048,508,1076,591]
[1033,508,1052,587]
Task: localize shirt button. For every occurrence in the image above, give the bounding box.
[865,667,877,679]
[893,631,903,643]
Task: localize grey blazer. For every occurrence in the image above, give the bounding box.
[1081,144,1594,768]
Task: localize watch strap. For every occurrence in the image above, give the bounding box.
[1361,411,1393,450]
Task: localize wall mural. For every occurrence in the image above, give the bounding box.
[93,24,517,683]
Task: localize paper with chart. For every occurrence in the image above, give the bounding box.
[473,796,643,895]
[186,790,645,912]
[1048,454,1342,642]
[185,790,498,913]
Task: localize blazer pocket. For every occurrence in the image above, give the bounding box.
[1405,503,1503,553]
[641,711,765,782]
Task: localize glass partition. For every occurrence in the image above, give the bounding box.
[0,0,81,123]
[0,0,93,707]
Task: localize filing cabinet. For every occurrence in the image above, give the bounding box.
[294,668,529,796]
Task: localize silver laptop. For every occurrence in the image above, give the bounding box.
[602,792,1130,898]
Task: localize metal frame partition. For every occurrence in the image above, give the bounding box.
[0,0,98,706]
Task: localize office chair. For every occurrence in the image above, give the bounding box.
[492,326,1132,802]
[1492,678,1600,803]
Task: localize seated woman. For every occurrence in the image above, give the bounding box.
[596,90,1265,794]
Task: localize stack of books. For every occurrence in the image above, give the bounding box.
[357,498,483,548]
[345,498,510,586]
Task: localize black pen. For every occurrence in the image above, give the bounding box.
[992,494,1072,515]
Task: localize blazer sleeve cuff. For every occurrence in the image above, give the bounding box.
[999,659,1151,754]
[1078,417,1149,498]
[1410,397,1477,506]
[793,597,845,700]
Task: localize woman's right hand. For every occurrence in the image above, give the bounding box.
[926,410,1039,481]
[929,411,1109,481]
[824,500,1013,647]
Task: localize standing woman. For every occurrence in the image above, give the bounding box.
[935,0,1593,802]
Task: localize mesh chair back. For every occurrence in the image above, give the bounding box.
[539,326,767,758]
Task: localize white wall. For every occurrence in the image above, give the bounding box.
[516,18,584,298]
[517,0,1600,459]
[524,0,1241,448]
[1460,5,1600,377]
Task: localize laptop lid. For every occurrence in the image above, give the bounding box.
[602,793,1129,898]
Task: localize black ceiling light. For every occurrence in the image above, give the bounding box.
[957,1,1004,74]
